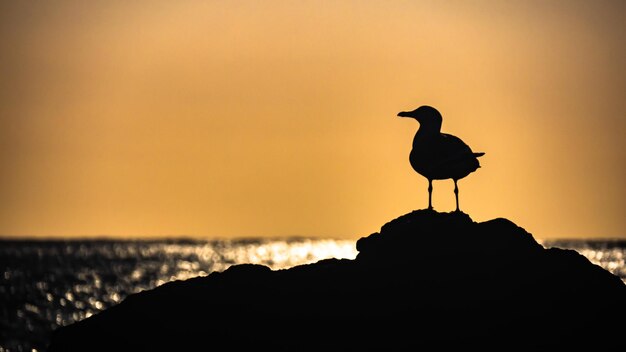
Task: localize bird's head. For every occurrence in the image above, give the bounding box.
[397,105,442,131]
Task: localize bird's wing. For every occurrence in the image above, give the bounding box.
[425,133,480,167]
[440,133,473,154]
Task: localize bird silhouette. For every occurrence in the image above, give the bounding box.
[398,105,484,212]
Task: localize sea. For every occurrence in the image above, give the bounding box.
[1,237,624,352]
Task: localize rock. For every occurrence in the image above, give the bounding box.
[47,210,626,351]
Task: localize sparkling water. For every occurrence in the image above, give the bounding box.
[1,238,623,352]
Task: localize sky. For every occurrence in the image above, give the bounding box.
[1,0,624,240]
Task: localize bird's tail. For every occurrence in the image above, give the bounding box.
[474,152,485,157]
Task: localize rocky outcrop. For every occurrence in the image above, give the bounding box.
[48,210,626,351]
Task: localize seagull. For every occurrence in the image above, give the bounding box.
[397,105,484,212]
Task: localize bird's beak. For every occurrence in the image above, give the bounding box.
[397,111,412,118]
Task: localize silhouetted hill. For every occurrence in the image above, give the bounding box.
[48,210,626,351]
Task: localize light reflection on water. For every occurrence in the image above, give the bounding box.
[540,239,626,284]
[0,238,357,351]
[1,238,624,351]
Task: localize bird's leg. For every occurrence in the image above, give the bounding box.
[428,179,433,210]
[453,179,460,212]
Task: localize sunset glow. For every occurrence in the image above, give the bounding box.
[1,1,624,239]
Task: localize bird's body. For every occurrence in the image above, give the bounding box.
[410,131,483,181]
[398,105,484,211]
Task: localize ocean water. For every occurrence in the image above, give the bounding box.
[1,238,624,352]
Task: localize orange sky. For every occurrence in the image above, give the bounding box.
[1,1,624,240]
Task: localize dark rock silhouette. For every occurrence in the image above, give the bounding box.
[47,211,625,351]
[398,106,484,211]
